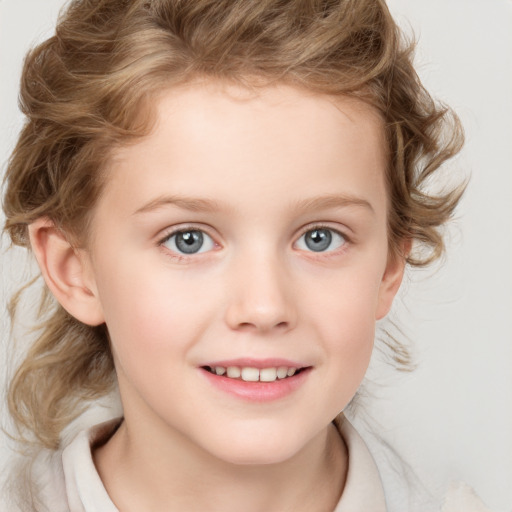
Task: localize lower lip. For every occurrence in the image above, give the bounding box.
[200,368,311,402]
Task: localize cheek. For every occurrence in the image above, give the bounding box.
[96,263,227,380]
[324,294,376,370]
[306,264,384,379]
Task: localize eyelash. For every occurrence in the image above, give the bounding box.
[157,223,350,260]
[158,225,218,260]
[295,224,350,256]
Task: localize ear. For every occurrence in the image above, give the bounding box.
[375,240,410,320]
[28,218,105,326]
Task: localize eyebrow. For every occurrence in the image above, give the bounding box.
[133,193,374,216]
[291,194,375,215]
[133,195,226,215]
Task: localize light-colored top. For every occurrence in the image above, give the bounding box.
[34,417,386,512]
[29,417,493,512]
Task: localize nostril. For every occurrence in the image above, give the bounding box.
[236,320,289,332]
[238,322,256,330]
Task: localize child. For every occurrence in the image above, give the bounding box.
[0,0,492,511]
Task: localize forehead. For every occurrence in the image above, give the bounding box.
[143,81,386,161]
[98,81,388,222]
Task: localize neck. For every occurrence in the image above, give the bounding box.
[94,413,347,512]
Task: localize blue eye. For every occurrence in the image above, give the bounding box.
[162,229,215,255]
[296,228,346,253]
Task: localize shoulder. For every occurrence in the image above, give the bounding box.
[333,416,387,512]
[441,483,494,512]
[25,417,122,512]
[336,416,497,512]
[23,448,69,512]
[61,417,121,512]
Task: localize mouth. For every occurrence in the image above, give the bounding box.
[201,365,308,383]
[199,359,312,401]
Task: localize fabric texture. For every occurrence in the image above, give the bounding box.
[28,416,492,512]
[34,416,386,512]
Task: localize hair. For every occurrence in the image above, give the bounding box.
[2,0,464,452]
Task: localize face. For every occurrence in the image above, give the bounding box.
[82,81,403,465]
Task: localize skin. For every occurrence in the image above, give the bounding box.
[30,80,405,512]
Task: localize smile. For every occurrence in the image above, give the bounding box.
[200,362,311,402]
[203,365,300,382]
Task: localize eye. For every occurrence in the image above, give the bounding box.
[161,229,215,255]
[295,227,346,253]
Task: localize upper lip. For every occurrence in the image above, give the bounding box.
[200,358,309,369]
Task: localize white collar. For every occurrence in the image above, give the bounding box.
[62,416,386,512]
[334,416,387,511]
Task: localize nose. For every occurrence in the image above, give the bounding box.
[224,252,297,334]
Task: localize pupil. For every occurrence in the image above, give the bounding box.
[176,231,203,254]
[305,229,331,252]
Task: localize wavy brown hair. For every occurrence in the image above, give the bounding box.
[3,0,464,451]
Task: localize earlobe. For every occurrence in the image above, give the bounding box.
[28,218,105,326]
[376,242,410,320]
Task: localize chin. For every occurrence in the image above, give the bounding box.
[204,430,307,467]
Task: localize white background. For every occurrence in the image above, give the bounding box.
[1,1,511,510]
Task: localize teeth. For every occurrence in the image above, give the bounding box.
[241,367,259,382]
[260,368,277,382]
[209,365,300,382]
[226,366,241,378]
[277,366,288,379]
